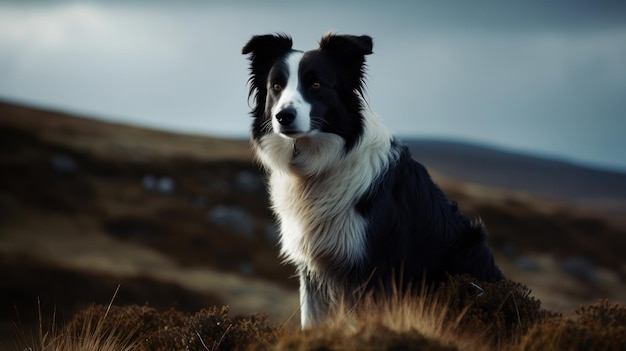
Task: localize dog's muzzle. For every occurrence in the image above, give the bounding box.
[275,107,301,136]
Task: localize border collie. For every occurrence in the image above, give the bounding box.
[242,33,504,328]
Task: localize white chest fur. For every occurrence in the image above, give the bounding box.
[255,110,397,276]
[269,159,369,273]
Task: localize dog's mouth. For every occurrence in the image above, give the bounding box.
[277,126,312,140]
[278,128,303,138]
[273,114,323,140]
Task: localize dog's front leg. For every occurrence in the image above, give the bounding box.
[299,271,330,329]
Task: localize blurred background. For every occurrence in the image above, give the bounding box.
[1,0,626,343]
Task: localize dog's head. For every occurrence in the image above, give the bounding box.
[242,33,373,151]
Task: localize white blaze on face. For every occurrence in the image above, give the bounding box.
[270,52,311,137]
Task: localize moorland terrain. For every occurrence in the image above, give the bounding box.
[1,101,625,350]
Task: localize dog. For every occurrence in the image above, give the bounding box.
[242,33,504,328]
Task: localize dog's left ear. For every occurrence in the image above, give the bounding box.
[319,33,373,95]
[318,33,373,62]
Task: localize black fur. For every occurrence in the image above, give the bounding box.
[357,143,505,291]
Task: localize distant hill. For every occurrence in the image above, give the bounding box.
[404,139,626,212]
[2,99,624,212]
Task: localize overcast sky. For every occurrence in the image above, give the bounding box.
[1,1,625,171]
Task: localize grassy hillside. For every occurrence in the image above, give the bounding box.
[1,100,625,349]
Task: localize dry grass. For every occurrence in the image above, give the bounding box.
[12,292,137,351]
[273,276,555,351]
[4,277,562,351]
[8,277,626,351]
[274,285,477,351]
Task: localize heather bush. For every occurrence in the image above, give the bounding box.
[439,275,559,346]
[513,300,626,351]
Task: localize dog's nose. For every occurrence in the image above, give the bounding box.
[276,108,296,126]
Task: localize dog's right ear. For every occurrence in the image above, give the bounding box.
[242,34,293,116]
[242,33,293,58]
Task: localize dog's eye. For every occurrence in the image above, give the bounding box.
[272,83,283,92]
[311,82,321,90]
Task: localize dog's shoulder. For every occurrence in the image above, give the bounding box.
[355,140,443,218]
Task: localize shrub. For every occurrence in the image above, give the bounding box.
[439,275,559,346]
[514,299,626,351]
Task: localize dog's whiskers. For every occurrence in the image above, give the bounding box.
[261,118,273,133]
[310,117,330,131]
